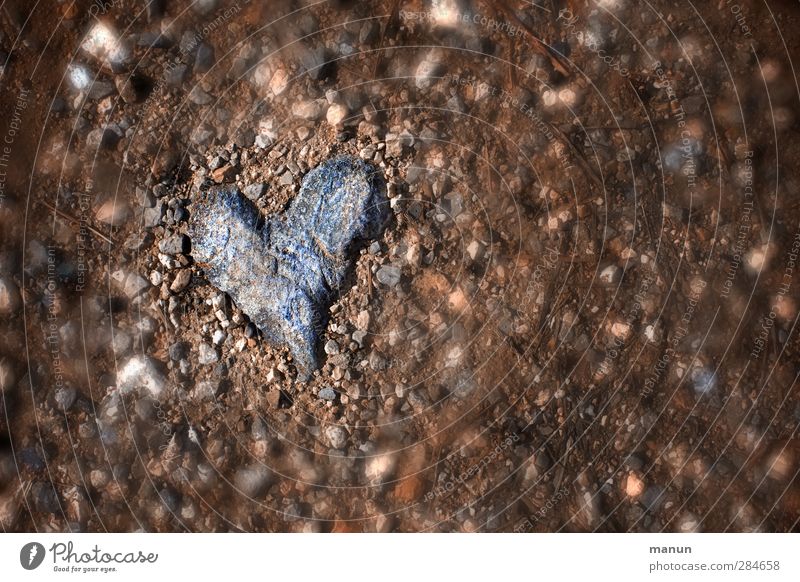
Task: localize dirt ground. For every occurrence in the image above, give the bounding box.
[1,0,799,532]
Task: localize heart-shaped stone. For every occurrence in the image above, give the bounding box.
[190,155,390,379]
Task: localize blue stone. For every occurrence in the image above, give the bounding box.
[190,155,389,379]
[318,387,337,401]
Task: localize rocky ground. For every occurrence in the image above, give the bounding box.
[0,0,799,532]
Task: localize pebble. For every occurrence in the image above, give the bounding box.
[625,472,645,498]
[0,276,21,315]
[143,203,164,228]
[86,126,122,150]
[243,183,266,201]
[0,357,16,392]
[466,240,484,261]
[405,243,421,267]
[211,329,225,346]
[415,57,442,89]
[95,200,129,226]
[123,272,150,299]
[159,234,190,255]
[643,323,660,343]
[89,469,110,490]
[111,329,132,356]
[265,367,282,383]
[369,351,386,371]
[253,62,272,88]
[67,63,92,91]
[677,512,700,533]
[170,269,192,293]
[292,99,325,121]
[269,68,289,95]
[55,386,77,410]
[279,171,294,186]
[197,342,219,365]
[300,46,328,81]
[117,355,166,398]
[542,89,558,108]
[174,206,189,224]
[209,156,225,171]
[195,43,215,72]
[359,144,377,160]
[352,330,367,347]
[359,20,379,44]
[169,341,190,361]
[192,0,220,15]
[366,454,395,484]
[164,63,187,86]
[212,165,237,183]
[376,264,402,287]
[87,79,115,100]
[558,87,578,107]
[318,387,337,401]
[599,265,621,285]
[234,465,271,497]
[324,425,348,449]
[610,321,631,340]
[326,103,349,126]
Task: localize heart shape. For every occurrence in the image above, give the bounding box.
[190,155,390,379]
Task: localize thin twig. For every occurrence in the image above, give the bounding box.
[493,0,571,76]
[36,199,114,245]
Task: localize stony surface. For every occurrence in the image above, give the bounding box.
[0,0,798,535]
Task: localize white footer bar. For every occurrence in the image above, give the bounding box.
[1,533,797,581]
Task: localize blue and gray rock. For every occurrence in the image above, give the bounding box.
[318,387,337,401]
[190,155,390,379]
